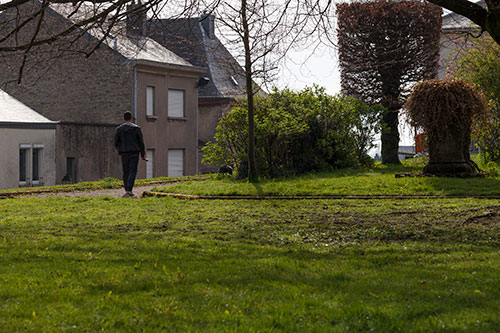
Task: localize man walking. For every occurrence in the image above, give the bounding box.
[114,111,146,198]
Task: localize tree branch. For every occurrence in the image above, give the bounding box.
[426,0,487,28]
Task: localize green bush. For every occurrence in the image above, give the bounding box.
[202,86,384,178]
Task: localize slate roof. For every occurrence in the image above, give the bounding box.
[147,17,247,99]
[0,89,56,127]
[49,3,193,68]
[442,0,485,32]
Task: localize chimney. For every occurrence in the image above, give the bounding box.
[200,13,215,39]
[126,0,146,37]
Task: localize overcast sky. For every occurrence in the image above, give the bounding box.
[277,45,341,95]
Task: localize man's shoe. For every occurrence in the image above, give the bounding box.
[122,192,131,198]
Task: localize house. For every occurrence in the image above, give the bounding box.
[145,15,249,173]
[0,89,57,189]
[398,146,416,160]
[0,1,205,184]
[438,0,486,78]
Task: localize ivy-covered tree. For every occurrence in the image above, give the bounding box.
[337,0,442,164]
[405,79,486,176]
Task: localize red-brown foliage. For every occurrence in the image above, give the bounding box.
[405,79,487,145]
[337,1,442,108]
[337,1,442,163]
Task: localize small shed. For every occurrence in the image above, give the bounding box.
[0,89,57,189]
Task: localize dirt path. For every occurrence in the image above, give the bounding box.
[18,184,165,199]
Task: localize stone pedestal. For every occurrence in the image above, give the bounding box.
[424,134,476,176]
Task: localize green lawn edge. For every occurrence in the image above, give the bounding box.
[151,158,500,197]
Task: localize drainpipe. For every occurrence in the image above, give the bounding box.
[133,65,138,121]
[196,87,199,175]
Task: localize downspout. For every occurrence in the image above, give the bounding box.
[133,65,138,121]
[196,87,199,175]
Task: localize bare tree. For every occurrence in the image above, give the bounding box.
[427,0,500,46]
[208,0,333,180]
[337,0,442,164]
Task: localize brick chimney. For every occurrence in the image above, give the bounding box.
[200,13,215,39]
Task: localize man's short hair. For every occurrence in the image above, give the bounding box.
[123,111,132,121]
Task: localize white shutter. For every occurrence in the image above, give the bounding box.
[146,86,154,116]
[168,90,184,118]
[146,149,154,179]
[168,149,184,177]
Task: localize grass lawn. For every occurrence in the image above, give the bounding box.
[2,194,500,331]
[154,159,500,197]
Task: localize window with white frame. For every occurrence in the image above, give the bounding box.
[168,149,184,177]
[32,146,43,185]
[168,89,185,118]
[19,144,44,186]
[146,86,155,117]
[146,149,154,179]
[19,146,29,186]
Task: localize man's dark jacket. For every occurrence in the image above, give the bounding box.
[114,122,145,157]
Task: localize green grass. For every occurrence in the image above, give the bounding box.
[155,159,500,196]
[2,196,500,331]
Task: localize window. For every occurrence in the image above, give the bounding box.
[146,86,155,117]
[168,149,184,177]
[32,147,42,185]
[19,144,44,186]
[19,147,29,186]
[168,89,185,118]
[146,149,154,179]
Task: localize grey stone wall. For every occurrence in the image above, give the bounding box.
[56,124,122,183]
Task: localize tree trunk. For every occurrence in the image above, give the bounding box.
[381,108,401,164]
[241,0,257,181]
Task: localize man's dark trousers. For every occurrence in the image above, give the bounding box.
[121,152,139,193]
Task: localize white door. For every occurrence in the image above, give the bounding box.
[146,149,154,179]
[168,149,184,177]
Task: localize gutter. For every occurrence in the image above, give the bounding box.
[0,121,58,129]
[131,59,205,76]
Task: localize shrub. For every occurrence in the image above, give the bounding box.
[202,86,383,178]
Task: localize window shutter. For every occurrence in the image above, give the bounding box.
[168,149,184,177]
[146,149,154,179]
[146,86,154,116]
[168,90,184,118]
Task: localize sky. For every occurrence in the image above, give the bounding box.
[276,45,341,95]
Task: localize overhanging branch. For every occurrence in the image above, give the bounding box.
[426,0,487,28]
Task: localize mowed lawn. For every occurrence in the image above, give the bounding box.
[155,162,500,197]
[2,193,500,331]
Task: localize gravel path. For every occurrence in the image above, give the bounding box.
[18,184,164,199]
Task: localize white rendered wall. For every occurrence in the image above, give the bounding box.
[0,127,56,190]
